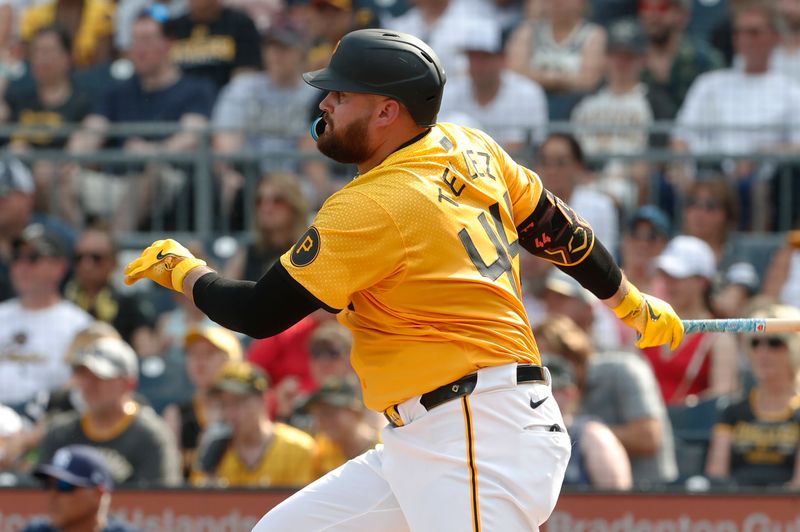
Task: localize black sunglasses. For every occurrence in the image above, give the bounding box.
[750,337,787,349]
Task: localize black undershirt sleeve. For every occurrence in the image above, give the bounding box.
[192,261,335,339]
[517,189,622,300]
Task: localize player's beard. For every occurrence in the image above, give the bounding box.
[316,114,372,164]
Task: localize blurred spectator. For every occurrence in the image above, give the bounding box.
[643,236,739,404]
[248,314,337,421]
[114,0,185,53]
[542,268,630,352]
[672,1,800,230]
[712,262,760,318]
[38,337,182,486]
[68,13,215,231]
[571,18,675,208]
[519,252,554,326]
[165,0,262,93]
[639,0,723,113]
[305,0,379,72]
[304,378,379,479]
[544,353,632,490]
[0,158,36,302]
[437,19,548,156]
[64,226,157,349]
[620,205,671,295]
[506,0,607,119]
[705,304,800,488]
[0,26,92,150]
[680,178,739,265]
[0,224,91,410]
[223,172,310,281]
[536,134,619,256]
[533,315,679,485]
[19,0,115,69]
[0,403,24,465]
[24,445,140,531]
[193,361,315,487]
[163,325,241,478]
[212,26,317,218]
[307,320,355,387]
[772,0,800,83]
[762,229,800,308]
[386,0,497,82]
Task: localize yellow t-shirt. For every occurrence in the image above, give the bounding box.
[282,123,566,412]
[20,0,115,67]
[198,423,315,488]
[310,433,381,479]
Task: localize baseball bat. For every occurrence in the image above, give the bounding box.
[682,318,800,334]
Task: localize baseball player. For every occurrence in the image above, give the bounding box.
[125,29,684,531]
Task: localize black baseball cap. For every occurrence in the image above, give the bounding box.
[607,19,647,54]
[34,445,114,491]
[12,224,67,258]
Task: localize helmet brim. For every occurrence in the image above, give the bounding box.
[303,68,377,95]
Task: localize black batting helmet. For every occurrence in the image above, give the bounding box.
[302,29,446,127]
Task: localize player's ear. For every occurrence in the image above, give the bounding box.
[374,98,401,127]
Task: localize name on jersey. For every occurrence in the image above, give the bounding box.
[437,147,497,207]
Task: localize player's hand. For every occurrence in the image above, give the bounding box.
[124,239,206,292]
[612,284,684,350]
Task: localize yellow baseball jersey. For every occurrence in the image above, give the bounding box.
[281,123,547,412]
[193,423,315,487]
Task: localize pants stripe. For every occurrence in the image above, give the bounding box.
[461,396,481,532]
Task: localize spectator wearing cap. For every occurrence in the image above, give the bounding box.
[437,19,547,157]
[642,235,739,405]
[536,134,619,257]
[621,205,671,295]
[164,0,262,93]
[67,13,215,231]
[162,325,241,479]
[542,264,630,352]
[212,25,318,220]
[533,315,678,486]
[193,360,315,487]
[712,262,760,319]
[639,0,723,113]
[303,377,379,479]
[571,19,676,209]
[544,354,632,490]
[705,303,800,488]
[0,224,92,410]
[38,337,181,486]
[24,445,140,532]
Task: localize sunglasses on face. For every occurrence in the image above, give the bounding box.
[43,478,79,493]
[750,337,787,349]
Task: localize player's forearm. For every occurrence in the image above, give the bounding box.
[187,262,324,338]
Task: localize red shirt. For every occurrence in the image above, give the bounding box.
[641,332,713,405]
[247,316,319,392]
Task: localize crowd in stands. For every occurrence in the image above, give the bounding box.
[1,0,800,499]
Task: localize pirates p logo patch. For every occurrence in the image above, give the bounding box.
[291,227,321,267]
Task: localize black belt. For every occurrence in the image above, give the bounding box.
[384,364,547,428]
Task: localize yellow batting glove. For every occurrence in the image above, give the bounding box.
[788,229,800,250]
[123,239,207,293]
[612,284,684,350]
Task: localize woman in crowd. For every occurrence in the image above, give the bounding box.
[223,172,309,281]
[681,177,739,268]
[705,304,800,487]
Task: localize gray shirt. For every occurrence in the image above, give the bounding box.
[39,404,181,486]
[581,351,678,486]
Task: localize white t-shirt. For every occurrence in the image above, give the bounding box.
[0,300,92,405]
[674,69,800,154]
[439,70,548,148]
[386,1,498,82]
[569,185,619,258]
[571,84,652,155]
[771,46,800,86]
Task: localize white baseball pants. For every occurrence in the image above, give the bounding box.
[252,363,571,532]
